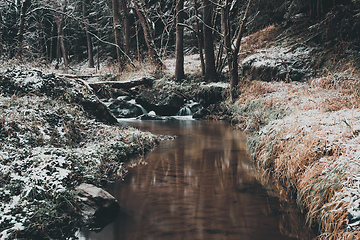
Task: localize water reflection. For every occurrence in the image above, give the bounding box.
[80,120,313,240]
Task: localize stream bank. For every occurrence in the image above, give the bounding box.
[0,68,159,239]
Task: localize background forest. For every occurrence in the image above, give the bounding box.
[2,0,359,84]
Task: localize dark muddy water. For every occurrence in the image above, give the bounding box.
[80,119,314,240]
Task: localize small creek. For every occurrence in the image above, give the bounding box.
[80,119,315,240]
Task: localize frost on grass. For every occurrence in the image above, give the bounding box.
[232,76,360,239]
[0,68,158,239]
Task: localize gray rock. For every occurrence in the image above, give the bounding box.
[76,183,120,232]
[137,111,175,120]
[136,89,185,116]
[108,99,145,118]
[0,67,118,125]
[242,46,315,82]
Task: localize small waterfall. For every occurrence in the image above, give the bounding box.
[177,106,192,116]
[177,101,202,116]
[129,99,148,115]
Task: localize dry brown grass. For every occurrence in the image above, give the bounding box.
[297,157,348,234]
[252,121,352,239]
[236,80,279,105]
[239,24,283,60]
[233,71,360,239]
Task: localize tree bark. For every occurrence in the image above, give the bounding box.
[17,0,31,58]
[134,13,141,61]
[0,11,3,58]
[82,0,94,68]
[175,0,185,81]
[222,0,251,99]
[112,0,122,65]
[194,0,205,76]
[119,0,130,55]
[202,0,216,81]
[58,20,69,68]
[133,0,163,69]
[53,3,69,68]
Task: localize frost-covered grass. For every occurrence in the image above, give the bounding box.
[0,76,158,239]
[231,73,360,239]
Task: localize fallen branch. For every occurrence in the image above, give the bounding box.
[89,77,154,90]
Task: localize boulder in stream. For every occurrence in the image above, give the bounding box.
[136,89,185,116]
[76,183,120,232]
[137,111,175,120]
[108,99,145,118]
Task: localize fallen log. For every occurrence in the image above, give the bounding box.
[57,73,101,79]
[89,76,154,90]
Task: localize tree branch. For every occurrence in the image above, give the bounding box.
[233,0,251,54]
[87,31,137,69]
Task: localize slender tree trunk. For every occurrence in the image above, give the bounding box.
[0,11,3,59]
[55,27,61,68]
[112,0,122,65]
[54,13,69,68]
[202,0,216,81]
[194,0,205,76]
[58,21,69,68]
[50,22,56,64]
[82,0,94,68]
[133,0,163,69]
[175,0,184,81]
[53,0,69,68]
[17,0,31,58]
[134,13,141,61]
[95,14,101,70]
[225,0,251,98]
[119,0,130,55]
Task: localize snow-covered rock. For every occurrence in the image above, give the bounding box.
[242,46,315,82]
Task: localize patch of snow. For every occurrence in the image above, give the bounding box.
[202,82,230,89]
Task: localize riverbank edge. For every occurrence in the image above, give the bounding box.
[226,77,360,239]
[0,69,161,239]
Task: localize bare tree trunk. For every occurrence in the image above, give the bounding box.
[133,0,163,69]
[52,0,69,68]
[54,13,69,68]
[55,28,61,68]
[202,0,216,81]
[17,0,31,58]
[222,0,251,99]
[175,0,184,81]
[112,0,122,65]
[58,21,69,68]
[0,11,3,59]
[82,0,94,68]
[194,0,205,76]
[50,22,55,63]
[119,0,130,55]
[134,13,141,61]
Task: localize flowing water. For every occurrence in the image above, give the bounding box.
[80,119,315,240]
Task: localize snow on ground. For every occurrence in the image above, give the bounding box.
[0,69,159,239]
[163,54,203,76]
[233,75,360,238]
